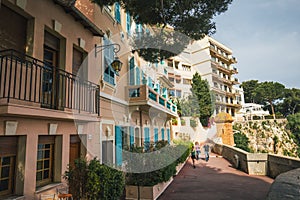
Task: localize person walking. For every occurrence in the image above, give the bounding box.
[195,142,201,160]
[191,146,196,168]
[203,143,210,162]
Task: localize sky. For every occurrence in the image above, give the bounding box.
[212,0,300,89]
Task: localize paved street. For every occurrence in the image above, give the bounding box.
[158,154,274,200]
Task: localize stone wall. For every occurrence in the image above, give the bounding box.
[268,154,300,178]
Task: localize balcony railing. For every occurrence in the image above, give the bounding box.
[126,84,177,115]
[0,49,100,115]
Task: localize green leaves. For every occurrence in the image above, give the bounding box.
[64,158,125,200]
[91,0,233,62]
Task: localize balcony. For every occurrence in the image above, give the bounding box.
[230,56,237,64]
[231,77,240,85]
[230,66,238,74]
[126,85,177,117]
[0,49,100,119]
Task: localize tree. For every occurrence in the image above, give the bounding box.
[240,80,259,103]
[233,132,251,152]
[287,113,300,157]
[253,81,285,119]
[277,88,300,116]
[190,72,214,126]
[91,0,233,62]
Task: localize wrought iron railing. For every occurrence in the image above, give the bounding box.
[0,49,100,115]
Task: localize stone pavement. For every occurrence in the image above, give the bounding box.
[158,154,274,200]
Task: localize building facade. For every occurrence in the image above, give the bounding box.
[188,36,242,117]
[0,0,177,199]
[166,36,242,118]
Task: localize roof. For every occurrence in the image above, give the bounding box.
[53,0,104,37]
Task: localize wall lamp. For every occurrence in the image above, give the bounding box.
[94,43,123,75]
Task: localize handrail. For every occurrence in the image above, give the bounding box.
[0,49,100,115]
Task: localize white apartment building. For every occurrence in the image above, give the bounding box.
[167,36,242,117]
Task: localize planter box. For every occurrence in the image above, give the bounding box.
[126,177,173,200]
[126,161,187,200]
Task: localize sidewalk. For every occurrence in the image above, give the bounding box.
[158,154,273,200]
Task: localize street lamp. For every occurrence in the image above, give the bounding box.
[94,43,123,75]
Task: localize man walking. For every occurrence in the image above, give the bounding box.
[203,143,210,162]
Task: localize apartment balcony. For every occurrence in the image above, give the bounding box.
[0,49,100,121]
[230,56,237,64]
[231,77,240,85]
[126,84,177,117]
[211,87,226,95]
[230,66,238,74]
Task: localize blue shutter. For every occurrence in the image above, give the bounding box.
[129,57,135,85]
[167,129,170,143]
[126,12,131,35]
[156,83,160,94]
[115,3,121,23]
[144,127,150,150]
[154,128,158,143]
[115,126,122,166]
[161,128,165,141]
[136,67,140,85]
[148,77,152,88]
[130,127,134,147]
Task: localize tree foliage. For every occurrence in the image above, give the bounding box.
[179,73,214,126]
[91,0,233,62]
[253,81,285,119]
[287,113,300,143]
[233,132,251,152]
[276,88,300,116]
[240,80,259,103]
[287,113,300,157]
[64,158,125,200]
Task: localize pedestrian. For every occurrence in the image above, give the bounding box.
[203,143,210,162]
[195,142,201,160]
[191,146,196,168]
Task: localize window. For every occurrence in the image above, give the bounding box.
[114,2,121,23]
[183,78,191,85]
[72,47,87,79]
[103,38,115,85]
[167,60,173,68]
[182,64,191,71]
[136,24,143,39]
[36,136,56,187]
[176,90,182,98]
[175,75,181,84]
[174,61,179,69]
[36,143,54,187]
[0,156,15,196]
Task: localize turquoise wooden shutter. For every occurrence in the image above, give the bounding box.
[129,57,135,85]
[144,127,150,150]
[126,12,131,35]
[167,129,170,143]
[161,128,165,141]
[115,3,121,23]
[154,128,158,143]
[136,67,140,85]
[130,126,134,147]
[115,126,122,166]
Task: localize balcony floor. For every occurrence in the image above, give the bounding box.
[158,153,273,200]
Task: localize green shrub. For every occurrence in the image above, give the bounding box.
[234,132,251,152]
[64,158,125,200]
[190,119,197,128]
[126,141,191,186]
[180,118,186,126]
